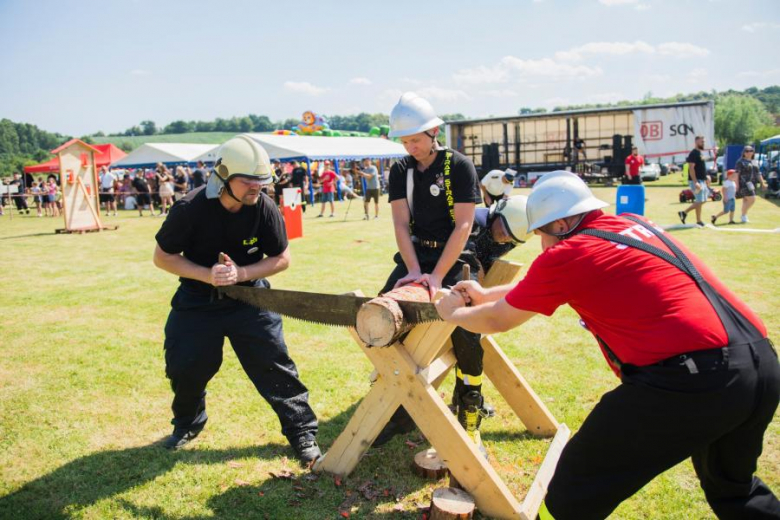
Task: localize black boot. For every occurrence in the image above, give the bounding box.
[291,436,322,465]
[162,425,204,450]
[456,390,488,458]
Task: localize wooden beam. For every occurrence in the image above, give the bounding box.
[313,376,402,476]
[519,424,571,520]
[482,335,559,437]
[482,260,523,288]
[404,371,523,519]
[422,347,456,385]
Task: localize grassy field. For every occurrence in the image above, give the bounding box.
[92,132,240,151]
[0,187,778,519]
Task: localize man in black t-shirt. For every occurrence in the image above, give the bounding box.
[290,160,309,212]
[678,135,710,227]
[191,161,207,189]
[153,135,320,463]
[374,93,491,451]
[131,172,156,216]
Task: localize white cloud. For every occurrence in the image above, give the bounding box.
[555,40,707,60]
[380,88,404,101]
[742,22,780,33]
[349,77,372,85]
[453,56,601,85]
[686,68,708,83]
[587,92,624,103]
[283,81,328,96]
[555,40,655,61]
[481,89,519,98]
[657,42,710,58]
[501,56,602,79]
[541,97,571,107]
[737,69,780,78]
[635,3,651,10]
[599,0,638,5]
[452,65,510,84]
[648,73,672,82]
[399,77,422,85]
[130,69,150,76]
[417,86,470,101]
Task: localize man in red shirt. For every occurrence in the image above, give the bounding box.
[624,146,644,185]
[436,170,779,520]
[316,161,337,218]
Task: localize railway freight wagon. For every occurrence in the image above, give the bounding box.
[444,101,714,182]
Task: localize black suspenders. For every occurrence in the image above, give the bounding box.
[576,215,766,369]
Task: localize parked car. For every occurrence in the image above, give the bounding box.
[640,163,661,181]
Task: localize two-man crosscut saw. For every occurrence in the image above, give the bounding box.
[219,285,441,327]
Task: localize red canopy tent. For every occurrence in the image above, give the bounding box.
[24,143,127,174]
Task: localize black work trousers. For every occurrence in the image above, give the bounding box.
[163,282,318,444]
[380,246,483,382]
[546,339,780,520]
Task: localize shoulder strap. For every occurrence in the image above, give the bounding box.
[406,166,414,216]
[443,150,455,225]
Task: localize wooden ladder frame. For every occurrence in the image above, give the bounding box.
[313,260,570,520]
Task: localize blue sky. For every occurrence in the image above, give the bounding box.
[1,0,778,136]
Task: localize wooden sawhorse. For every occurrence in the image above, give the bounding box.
[313,260,570,519]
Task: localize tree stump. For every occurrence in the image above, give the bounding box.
[429,487,475,520]
[356,283,429,347]
[413,448,448,479]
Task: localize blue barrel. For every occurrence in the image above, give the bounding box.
[615,184,645,216]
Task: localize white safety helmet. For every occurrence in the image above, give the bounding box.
[490,195,532,243]
[526,170,608,232]
[388,92,444,138]
[206,134,274,199]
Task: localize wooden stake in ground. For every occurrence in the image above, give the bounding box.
[413,448,448,479]
[430,487,475,520]
[355,282,429,347]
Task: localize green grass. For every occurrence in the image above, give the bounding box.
[0,187,778,519]
[92,132,241,151]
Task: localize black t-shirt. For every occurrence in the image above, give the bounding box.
[192,169,206,188]
[132,177,150,193]
[155,187,288,291]
[173,172,187,192]
[388,149,480,242]
[291,167,307,188]
[686,148,707,181]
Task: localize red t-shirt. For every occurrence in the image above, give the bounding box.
[505,211,765,372]
[320,171,337,193]
[625,154,644,177]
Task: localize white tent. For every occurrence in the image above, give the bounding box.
[110,143,219,168]
[243,134,407,161]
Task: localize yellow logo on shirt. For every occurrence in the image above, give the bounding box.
[243,237,258,246]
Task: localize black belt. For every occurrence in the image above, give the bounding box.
[411,236,446,249]
[650,339,772,374]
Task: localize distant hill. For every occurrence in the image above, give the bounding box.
[92,132,239,151]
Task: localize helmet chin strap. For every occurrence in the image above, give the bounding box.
[424,130,439,156]
[551,213,588,239]
[220,176,243,204]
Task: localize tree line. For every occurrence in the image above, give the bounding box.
[1,87,777,177]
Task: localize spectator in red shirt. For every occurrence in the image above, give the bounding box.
[436,170,779,520]
[316,161,337,218]
[624,146,644,185]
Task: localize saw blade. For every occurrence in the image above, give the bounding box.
[220,286,441,326]
[221,285,372,327]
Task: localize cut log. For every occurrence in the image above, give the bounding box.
[430,487,475,520]
[413,448,448,479]
[356,283,429,347]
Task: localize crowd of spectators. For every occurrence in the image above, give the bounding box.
[0,159,390,219]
